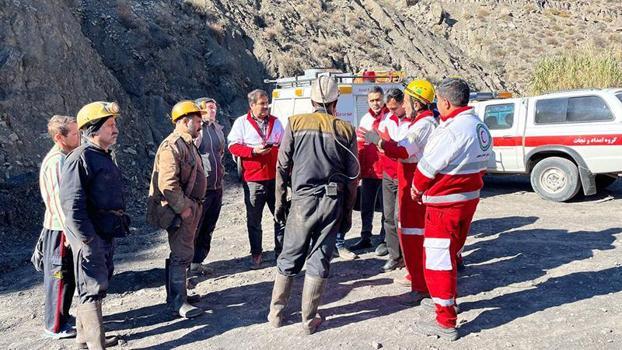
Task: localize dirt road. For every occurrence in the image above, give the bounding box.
[1,176,621,349]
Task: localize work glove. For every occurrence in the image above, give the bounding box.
[363,129,381,145]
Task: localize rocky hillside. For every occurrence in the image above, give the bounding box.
[1,0,621,231]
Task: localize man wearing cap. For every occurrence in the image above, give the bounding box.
[268,75,359,335]
[190,97,225,275]
[61,101,129,349]
[147,100,207,319]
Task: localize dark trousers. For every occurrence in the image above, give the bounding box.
[360,178,385,240]
[336,178,384,248]
[193,189,223,264]
[382,174,401,260]
[42,229,75,333]
[66,233,115,304]
[277,192,343,278]
[243,180,285,256]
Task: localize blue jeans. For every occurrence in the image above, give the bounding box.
[335,231,346,249]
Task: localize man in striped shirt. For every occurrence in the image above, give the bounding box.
[39,115,80,338]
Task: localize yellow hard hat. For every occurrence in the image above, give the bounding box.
[171,100,201,123]
[76,101,120,130]
[404,79,435,105]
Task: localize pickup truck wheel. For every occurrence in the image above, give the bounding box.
[530,157,581,202]
[595,174,618,190]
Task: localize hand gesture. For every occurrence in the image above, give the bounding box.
[362,129,381,145]
[410,186,423,204]
[252,145,271,156]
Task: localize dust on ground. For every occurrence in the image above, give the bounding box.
[1,176,621,350]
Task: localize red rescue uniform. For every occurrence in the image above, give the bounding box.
[412,106,492,328]
[380,110,436,293]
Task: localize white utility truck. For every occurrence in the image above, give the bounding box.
[267,68,404,128]
[472,89,622,201]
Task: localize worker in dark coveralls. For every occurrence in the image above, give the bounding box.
[61,101,129,349]
[268,75,359,335]
[146,100,207,319]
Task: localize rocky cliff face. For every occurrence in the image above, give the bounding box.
[1,0,621,231]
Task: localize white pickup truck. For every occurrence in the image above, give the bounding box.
[472,88,622,201]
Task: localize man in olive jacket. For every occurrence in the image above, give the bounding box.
[147,100,207,319]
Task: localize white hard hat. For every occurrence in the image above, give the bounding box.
[311,75,339,104]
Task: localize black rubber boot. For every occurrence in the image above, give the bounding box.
[168,264,203,319]
[165,258,171,304]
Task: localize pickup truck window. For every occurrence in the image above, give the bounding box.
[484,103,514,129]
[535,96,613,124]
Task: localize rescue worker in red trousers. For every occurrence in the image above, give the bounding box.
[147,101,207,319]
[37,115,80,339]
[61,102,129,349]
[344,86,388,258]
[364,80,437,302]
[411,78,492,340]
[228,89,285,269]
[190,97,225,275]
[370,88,406,271]
[268,75,358,335]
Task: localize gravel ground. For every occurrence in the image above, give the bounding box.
[1,176,621,350]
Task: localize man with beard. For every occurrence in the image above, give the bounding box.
[147,100,207,319]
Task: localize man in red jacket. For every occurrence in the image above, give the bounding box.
[375,89,406,272]
[365,80,437,300]
[344,86,388,258]
[411,78,492,340]
[228,89,285,269]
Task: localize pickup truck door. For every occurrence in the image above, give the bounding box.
[476,99,526,172]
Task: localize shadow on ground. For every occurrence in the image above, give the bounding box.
[104,258,398,349]
[460,266,622,334]
[104,215,622,347]
[460,225,621,297]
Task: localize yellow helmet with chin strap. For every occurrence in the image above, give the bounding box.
[171,100,201,123]
[76,101,120,130]
[404,79,435,105]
